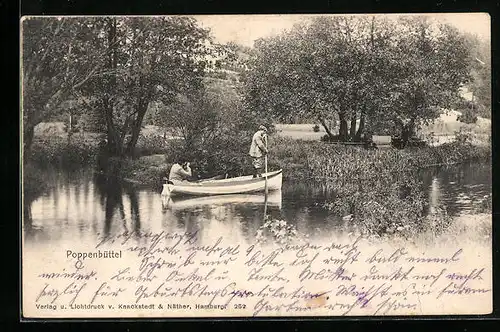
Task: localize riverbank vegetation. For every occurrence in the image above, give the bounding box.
[266,134,490,237]
[268,135,490,179]
[26,127,490,189]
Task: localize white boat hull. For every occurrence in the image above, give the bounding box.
[161,169,283,197]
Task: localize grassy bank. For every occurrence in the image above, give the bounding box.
[268,135,491,181]
[119,134,490,196]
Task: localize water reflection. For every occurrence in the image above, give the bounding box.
[420,162,491,216]
[162,191,282,211]
[23,162,491,246]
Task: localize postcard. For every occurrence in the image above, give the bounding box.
[21,13,492,318]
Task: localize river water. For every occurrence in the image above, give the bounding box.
[23,162,491,246]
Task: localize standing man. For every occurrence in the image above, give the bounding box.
[249,125,268,178]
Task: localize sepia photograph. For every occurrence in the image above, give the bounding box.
[21,13,492,318]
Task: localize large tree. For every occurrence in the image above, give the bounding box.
[80,17,212,157]
[385,16,473,146]
[243,15,473,145]
[22,17,213,160]
[152,72,260,177]
[243,16,399,141]
[21,17,104,159]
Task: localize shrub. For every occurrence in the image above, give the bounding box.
[256,215,301,245]
[133,134,169,157]
[320,134,340,142]
[477,194,492,213]
[118,157,170,190]
[322,171,429,237]
[457,108,478,124]
[29,135,98,169]
[455,127,474,144]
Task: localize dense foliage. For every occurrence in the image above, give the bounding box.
[22,18,102,159]
[243,16,478,146]
[22,17,221,159]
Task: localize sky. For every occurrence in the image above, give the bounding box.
[193,13,491,48]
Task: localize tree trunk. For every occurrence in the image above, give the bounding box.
[104,101,123,157]
[401,126,411,148]
[339,113,349,141]
[349,115,357,140]
[107,133,123,157]
[125,100,149,157]
[103,17,122,157]
[355,111,365,141]
[401,118,416,148]
[318,116,335,138]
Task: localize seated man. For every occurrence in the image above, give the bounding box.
[167,158,192,184]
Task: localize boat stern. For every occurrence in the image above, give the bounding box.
[161,183,172,197]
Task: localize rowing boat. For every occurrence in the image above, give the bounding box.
[161,169,283,197]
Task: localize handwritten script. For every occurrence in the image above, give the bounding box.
[24,229,492,318]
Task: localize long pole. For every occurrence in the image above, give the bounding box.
[263,133,268,221]
[471,91,474,113]
[264,133,268,195]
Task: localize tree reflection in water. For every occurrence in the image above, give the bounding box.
[93,172,126,238]
[124,185,141,235]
